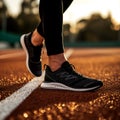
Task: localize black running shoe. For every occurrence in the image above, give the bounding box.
[41,61,103,91]
[20,33,42,76]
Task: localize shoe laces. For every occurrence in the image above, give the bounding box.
[63,63,83,79]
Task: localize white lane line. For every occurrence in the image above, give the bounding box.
[0,73,44,120]
[0,73,45,120]
[0,49,73,120]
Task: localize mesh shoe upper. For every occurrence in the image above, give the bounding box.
[20,33,43,76]
[24,33,42,62]
[43,61,103,90]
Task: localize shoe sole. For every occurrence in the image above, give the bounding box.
[41,82,102,92]
[20,34,36,76]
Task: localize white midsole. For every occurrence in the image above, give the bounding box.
[41,82,100,91]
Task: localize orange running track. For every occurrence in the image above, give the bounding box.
[0,48,120,120]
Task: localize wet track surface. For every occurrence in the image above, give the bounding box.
[0,48,120,120]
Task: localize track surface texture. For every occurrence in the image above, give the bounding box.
[0,48,120,120]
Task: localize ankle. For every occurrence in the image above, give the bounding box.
[31,29,44,46]
[48,53,67,71]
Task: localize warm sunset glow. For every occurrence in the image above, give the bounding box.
[4,0,120,24]
[63,0,120,24]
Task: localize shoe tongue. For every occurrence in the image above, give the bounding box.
[62,61,73,72]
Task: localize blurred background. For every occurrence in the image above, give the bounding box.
[0,0,120,49]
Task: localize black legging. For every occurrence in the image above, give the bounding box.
[37,0,73,56]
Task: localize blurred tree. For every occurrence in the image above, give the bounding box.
[63,24,71,41]
[21,0,39,15]
[0,0,40,34]
[16,0,40,34]
[0,0,40,47]
[76,13,118,42]
[7,16,19,33]
[0,0,7,31]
